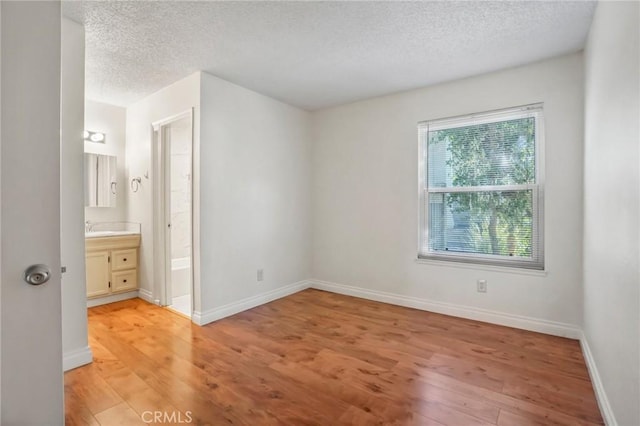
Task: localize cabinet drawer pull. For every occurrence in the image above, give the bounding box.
[123,279,127,283]
[123,258,127,261]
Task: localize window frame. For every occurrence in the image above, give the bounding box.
[418,104,545,270]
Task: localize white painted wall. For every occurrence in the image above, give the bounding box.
[61,18,92,371]
[1,2,63,421]
[85,100,127,223]
[198,72,312,315]
[311,53,585,330]
[583,2,640,425]
[125,73,200,305]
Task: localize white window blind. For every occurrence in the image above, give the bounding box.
[418,104,544,270]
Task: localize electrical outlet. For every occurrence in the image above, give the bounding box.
[257,269,264,282]
[477,279,487,293]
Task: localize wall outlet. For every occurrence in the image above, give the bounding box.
[477,279,487,293]
[257,269,264,282]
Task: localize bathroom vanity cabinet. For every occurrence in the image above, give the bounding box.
[85,234,140,299]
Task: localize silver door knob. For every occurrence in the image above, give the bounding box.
[24,264,51,285]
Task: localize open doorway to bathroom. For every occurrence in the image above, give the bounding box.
[153,110,194,318]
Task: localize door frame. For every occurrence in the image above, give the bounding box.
[151,109,194,313]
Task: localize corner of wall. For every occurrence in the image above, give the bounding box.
[579,333,618,425]
[197,74,313,314]
[582,2,640,425]
[61,16,90,368]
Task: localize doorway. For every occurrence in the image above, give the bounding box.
[153,110,194,318]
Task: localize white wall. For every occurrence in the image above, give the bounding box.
[124,71,312,320]
[125,72,200,305]
[583,2,640,425]
[311,53,585,331]
[61,18,92,371]
[85,100,127,223]
[198,72,312,315]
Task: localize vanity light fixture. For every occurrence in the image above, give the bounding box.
[84,130,106,144]
[90,132,105,142]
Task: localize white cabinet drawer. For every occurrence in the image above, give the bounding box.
[111,269,137,293]
[112,249,137,271]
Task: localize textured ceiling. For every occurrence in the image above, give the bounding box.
[63,1,596,111]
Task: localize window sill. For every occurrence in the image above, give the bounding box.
[414,258,548,277]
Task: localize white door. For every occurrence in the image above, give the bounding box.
[1,2,64,423]
[153,111,194,315]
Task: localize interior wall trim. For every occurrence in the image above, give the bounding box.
[191,280,312,326]
[137,288,155,304]
[309,279,582,339]
[187,276,582,338]
[188,277,582,337]
[86,290,139,308]
[580,333,617,425]
[63,346,93,372]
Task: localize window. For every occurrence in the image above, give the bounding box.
[418,104,544,270]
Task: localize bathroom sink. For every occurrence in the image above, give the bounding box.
[85,230,139,238]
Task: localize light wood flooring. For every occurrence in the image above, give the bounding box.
[65,289,603,425]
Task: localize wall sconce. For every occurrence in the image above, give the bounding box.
[84,130,106,144]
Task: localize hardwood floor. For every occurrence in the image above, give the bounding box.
[65,289,603,425]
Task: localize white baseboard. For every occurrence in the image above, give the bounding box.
[192,280,311,326]
[138,288,155,304]
[309,279,582,339]
[86,290,139,308]
[63,346,93,372]
[580,334,617,425]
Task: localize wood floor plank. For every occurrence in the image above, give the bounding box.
[64,386,100,426]
[394,360,602,426]
[64,365,124,415]
[285,292,589,383]
[66,289,603,425]
[269,355,397,421]
[502,380,602,424]
[90,321,245,425]
[302,290,589,378]
[496,408,583,426]
[93,402,147,426]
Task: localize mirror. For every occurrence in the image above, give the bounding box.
[85,153,117,207]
